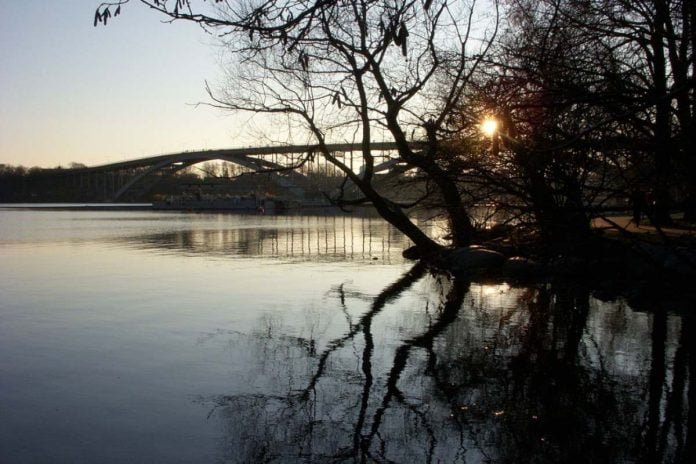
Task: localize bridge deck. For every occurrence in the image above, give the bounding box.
[42,142,410,174]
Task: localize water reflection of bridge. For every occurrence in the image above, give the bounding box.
[117,215,417,262]
[30,143,404,202]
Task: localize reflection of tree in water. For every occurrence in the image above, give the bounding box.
[202,266,694,463]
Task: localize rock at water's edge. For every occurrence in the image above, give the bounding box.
[446,246,506,272]
[402,245,424,260]
[501,256,543,279]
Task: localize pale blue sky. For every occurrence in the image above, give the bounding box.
[0,0,255,167]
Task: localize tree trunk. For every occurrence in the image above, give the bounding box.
[680,2,696,223]
[520,151,590,253]
[433,176,475,247]
[387,113,475,248]
[651,0,674,226]
[684,184,696,223]
[361,182,442,253]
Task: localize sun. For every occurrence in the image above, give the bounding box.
[480,118,498,137]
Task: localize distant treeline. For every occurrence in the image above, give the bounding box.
[0,163,200,202]
[0,164,53,202]
[0,162,295,202]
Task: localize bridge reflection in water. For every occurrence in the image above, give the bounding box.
[113,214,421,262]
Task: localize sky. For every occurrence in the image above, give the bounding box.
[0,0,258,168]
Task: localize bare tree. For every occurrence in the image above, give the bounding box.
[95,0,500,250]
[437,0,618,248]
[507,0,696,226]
[438,0,696,252]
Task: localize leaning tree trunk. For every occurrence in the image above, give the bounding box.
[390,117,476,248]
[353,176,443,254]
[431,175,475,248]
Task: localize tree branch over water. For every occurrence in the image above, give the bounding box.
[93,0,503,250]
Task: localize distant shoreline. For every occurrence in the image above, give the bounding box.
[0,202,385,216]
[0,203,153,211]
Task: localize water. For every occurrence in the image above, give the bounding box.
[0,208,693,463]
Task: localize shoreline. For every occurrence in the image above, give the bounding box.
[0,203,153,211]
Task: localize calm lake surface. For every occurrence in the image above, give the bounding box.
[0,208,693,463]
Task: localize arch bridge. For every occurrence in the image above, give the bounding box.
[31,142,407,202]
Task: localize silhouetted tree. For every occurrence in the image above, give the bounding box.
[457,1,645,247]
[499,0,696,226]
[95,0,501,250]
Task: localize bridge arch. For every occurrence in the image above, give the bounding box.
[110,152,295,200]
[38,143,406,201]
